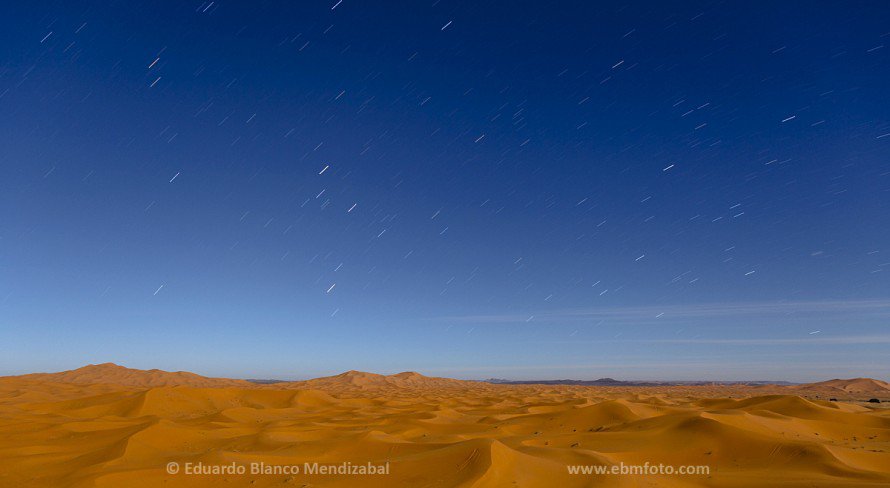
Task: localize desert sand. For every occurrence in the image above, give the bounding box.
[1,364,888,487]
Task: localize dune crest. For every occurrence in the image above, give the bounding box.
[282,369,475,391]
[12,363,255,388]
[800,378,890,395]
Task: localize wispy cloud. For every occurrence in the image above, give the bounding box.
[434,299,890,324]
[545,335,890,346]
[422,358,890,381]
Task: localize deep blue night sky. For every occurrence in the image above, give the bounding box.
[2,1,889,380]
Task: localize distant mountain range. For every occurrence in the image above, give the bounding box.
[483,378,797,386]
[9,364,890,398]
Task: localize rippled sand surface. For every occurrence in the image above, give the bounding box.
[1,364,888,487]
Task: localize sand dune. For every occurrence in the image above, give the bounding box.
[0,366,888,487]
[800,378,890,395]
[16,363,254,388]
[283,370,475,392]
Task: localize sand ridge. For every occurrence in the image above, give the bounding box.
[0,365,888,487]
[15,363,256,389]
[798,378,890,395]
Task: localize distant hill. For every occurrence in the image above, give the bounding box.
[2,365,474,390]
[282,370,474,391]
[797,378,890,395]
[9,363,254,388]
[7,365,886,398]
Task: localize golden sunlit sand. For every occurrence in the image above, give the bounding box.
[1,364,888,487]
